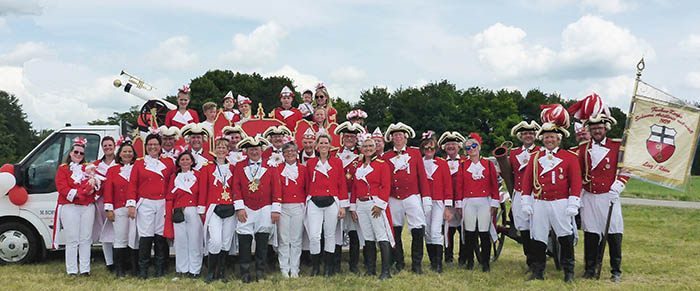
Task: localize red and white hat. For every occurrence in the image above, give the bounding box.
[223,91,234,102]
[371,127,383,139]
[346,109,368,120]
[302,128,316,140]
[574,122,587,134]
[237,95,252,105]
[538,103,571,138]
[178,85,190,94]
[280,86,294,98]
[73,137,87,147]
[568,93,617,129]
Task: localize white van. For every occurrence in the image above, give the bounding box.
[0,125,122,264]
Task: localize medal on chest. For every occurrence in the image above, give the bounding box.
[221,186,231,201]
[249,178,260,192]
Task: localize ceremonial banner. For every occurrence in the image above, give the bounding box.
[622,95,700,190]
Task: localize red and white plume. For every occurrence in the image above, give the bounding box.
[540,104,570,129]
[567,93,611,121]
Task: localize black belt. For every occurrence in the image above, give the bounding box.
[357,196,372,202]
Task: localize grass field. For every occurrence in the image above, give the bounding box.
[622,176,700,201]
[1,205,699,290]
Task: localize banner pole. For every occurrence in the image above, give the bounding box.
[619,58,645,168]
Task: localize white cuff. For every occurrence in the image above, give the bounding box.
[197,206,206,214]
[611,180,625,194]
[125,199,136,207]
[373,198,388,210]
[521,194,534,206]
[349,204,357,211]
[66,189,77,202]
[422,196,432,207]
[104,203,114,211]
[455,200,463,208]
[490,199,500,208]
[567,196,581,208]
[444,199,453,207]
[339,199,350,208]
[234,200,245,210]
[271,202,281,213]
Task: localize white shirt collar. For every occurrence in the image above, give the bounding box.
[595,137,607,146]
[393,145,407,152]
[522,144,535,151]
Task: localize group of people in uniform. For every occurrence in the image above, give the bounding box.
[53,84,628,284]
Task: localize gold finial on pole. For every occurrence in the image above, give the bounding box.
[636,57,645,79]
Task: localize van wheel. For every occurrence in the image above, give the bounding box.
[0,222,40,264]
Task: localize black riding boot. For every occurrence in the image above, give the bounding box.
[333,244,342,274]
[363,241,377,276]
[113,248,125,277]
[520,230,533,273]
[238,234,253,283]
[311,253,321,276]
[130,248,139,277]
[153,235,168,277]
[608,233,623,282]
[137,237,153,279]
[392,226,405,272]
[435,244,444,273]
[527,240,546,281]
[445,226,456,263]
[205,253,218,283]
[410,227,424,274]
[254,233,269,281]
[457,227,467,265]
[217,252,228,282]
[558,235,575,283]
[464,231,477,270]
[583,232,599,279]
[426,244,437,272]
[479,232,491,272]
[378,241,392,280]
[301,250,312,266]
[323,251,334,277]
[348,231,360,274]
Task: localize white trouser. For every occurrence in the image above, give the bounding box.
[112,207,133,248]
[94,196,114,265]
[207,207,236,254]
[581,190,624,234]
[306,201,339,254]
[389,194,426,229]
[511,191,531,231]
[136,198,165,237]
[278,203,304,273]
[356,200,389,242]
[425,200,445,245]
[174,206,203,274]
[236,205,274,235]
[530,199,576,244]
[61,203,95,274]
[462,197,491,232]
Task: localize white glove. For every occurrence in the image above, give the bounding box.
[422,197,432,214]
[522,204,533,216]
[566,196,580,217]
[566,205,578,217]
[610,180,625,195]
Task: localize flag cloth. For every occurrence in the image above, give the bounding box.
[622,95,700,191]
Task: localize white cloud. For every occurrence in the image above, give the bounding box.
[580,0,634,14]
[679,34,700,51]
[220,21,286,68]
[330,66,367,83]
[686,72,700,89]
[147,36,199,70]
[0,0,43,16]
[266,65,320,93]
[0,42,54,66]
[580,74,635,109]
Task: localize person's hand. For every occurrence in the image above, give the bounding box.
[271,212,281,223]
[338,207,346,219]
[351,211,359,223]
[106,210,115,222]
[127,206,136,219]
[566,205,578,217]
[443,207,453,221]
[237,209,248,223]
[371,206,382,218]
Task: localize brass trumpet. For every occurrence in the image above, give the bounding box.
[492,140,515,195]
[113,69,156,91]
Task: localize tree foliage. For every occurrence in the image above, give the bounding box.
[0,91,40,164]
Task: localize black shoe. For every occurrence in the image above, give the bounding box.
[80,272,90,277]
[565,272,575,283]
[527,240,547,281]
[106,264,115,273]
[363,241,377,276]
[138,237,153,280]
[240,264,252,283]
[466,260,474,270]
[526,272,544,281]
[378,241,392,280]
[311,253,321,276]
[611,274,622,283]
[410,228,424,275]
[205,253,218,283]
[190,273,200,279]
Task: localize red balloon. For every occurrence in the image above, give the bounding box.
[8,186,28,206]
[0,164,13,175]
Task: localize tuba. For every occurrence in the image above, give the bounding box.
[492,141,514,195]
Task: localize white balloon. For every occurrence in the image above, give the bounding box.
[0,172,16,195]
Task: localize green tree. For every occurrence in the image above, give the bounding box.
[0,91,39,164]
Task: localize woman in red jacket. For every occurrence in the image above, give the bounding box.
[127,134,175,279]
[277,142,307,278]
[349,135,394,280]
[53,137,95,276]
[455,133,499,272]
[103,140,137,277]
[419,131,453,273]
[200,137,236,283]
[165,86,199,129]
[305,133,348,276]
[94,136,117,272]
[168,151,205,278]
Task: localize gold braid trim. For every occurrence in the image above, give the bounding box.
[582,141,592,185]
[532,151,542,198]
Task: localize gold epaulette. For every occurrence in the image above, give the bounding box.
[375,159,385,163]
[610,138,622,142]
[409,146,419,149]
[579,140,590,145]
[435,157,445,161]
[136,157,144,161]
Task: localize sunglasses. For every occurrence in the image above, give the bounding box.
[423,146,436,150]
[466,143,479,149]
[73,150,85,156]
[315,95,325,99]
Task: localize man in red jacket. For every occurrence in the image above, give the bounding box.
[273,86,303,131]
[233,135,282,283]
[382,122,431,274]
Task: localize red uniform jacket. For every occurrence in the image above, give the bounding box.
[55,163,94,206]
[577,138,629,194]
[127,156,175,202]
[279,163,308,204]
[166,170,205,209]
[232,158,283,211]
[382,147,431,200]
[521,148,582,201]
[262,146,285,167]
[350,159,391,207]
[274,107,303,131]
[165,109,199,129]
[199,162,236,209]
[455,158,499,202]
[332,147,361,197]
[103,164,132,210]
[424,158,454,205]
[509,145,540,193]
[305,157,349,205]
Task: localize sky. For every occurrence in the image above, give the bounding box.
[0,0,698,130]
